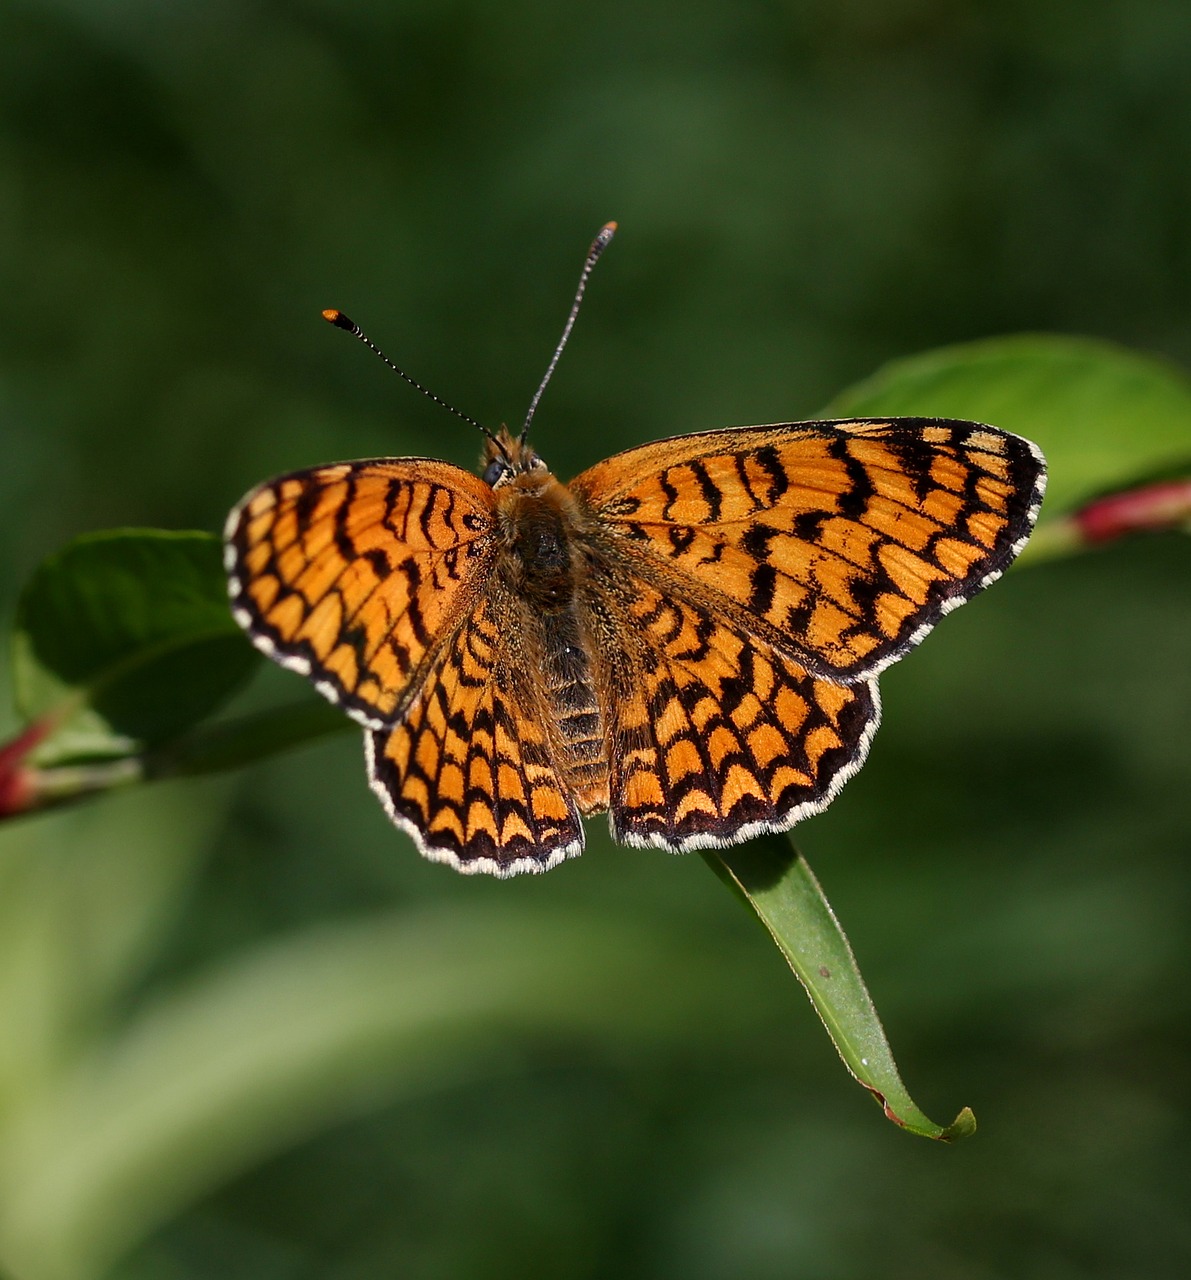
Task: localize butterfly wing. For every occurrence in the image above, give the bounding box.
[572,418,1046,681]
[225,458,497,728]
[585,577,879,850]
[366,594,584,875]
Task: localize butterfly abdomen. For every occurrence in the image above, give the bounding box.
[538,608,609,814]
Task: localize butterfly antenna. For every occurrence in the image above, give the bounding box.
[322,309,507,455]
[519,221,617,445]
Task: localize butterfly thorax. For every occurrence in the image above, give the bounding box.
[493,468,586,609]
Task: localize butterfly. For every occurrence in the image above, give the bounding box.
[225,226,1046,877]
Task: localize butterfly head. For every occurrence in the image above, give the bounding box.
[480,425,549,490]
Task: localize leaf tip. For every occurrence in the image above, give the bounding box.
[872,1089,977,1142]
[938,1106,978,1143]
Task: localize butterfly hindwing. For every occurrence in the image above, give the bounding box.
[225,458,497,728]
[366,594,584,875]
[589,578,880,850]
[572,418,1046,681]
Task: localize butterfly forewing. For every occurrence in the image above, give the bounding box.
[572,418,1046,681]
[225,458,497,728]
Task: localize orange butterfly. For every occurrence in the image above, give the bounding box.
[225,226,1046,877]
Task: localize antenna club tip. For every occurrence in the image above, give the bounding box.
[585,222,617,266]
[322,308,356,331]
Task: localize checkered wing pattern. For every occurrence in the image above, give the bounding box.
[366,595,584,876]
[225,458,496,728]
[572,418,1046,681]
[592,579,880,850]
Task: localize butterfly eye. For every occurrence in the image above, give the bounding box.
[483,459,510,487]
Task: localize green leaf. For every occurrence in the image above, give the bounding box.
[824,334,1191,517]
[11,531,259,762]
[707,835,975,1142]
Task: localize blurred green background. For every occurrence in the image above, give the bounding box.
[2,1,1191,1277]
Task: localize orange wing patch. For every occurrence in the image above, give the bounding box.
[225,459,496,728]
[573,418,1046,681]
[367,596,584,875]
[597,581,880,851]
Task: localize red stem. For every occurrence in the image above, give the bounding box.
[1073,477,1191,544]
[0,718,55,816]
